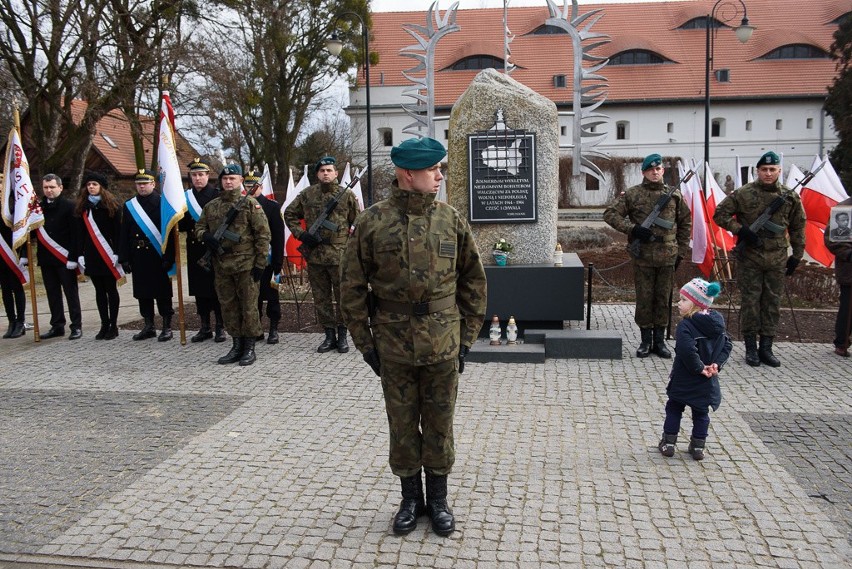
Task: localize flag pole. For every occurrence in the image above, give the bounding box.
[172,224,186,344]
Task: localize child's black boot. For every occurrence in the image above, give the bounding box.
[658,433,677,457]
[688,437,706,461]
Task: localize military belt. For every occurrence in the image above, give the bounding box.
[377,295,456,316]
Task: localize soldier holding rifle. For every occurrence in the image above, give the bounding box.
[604,153,691,358]
[714,151,805,367]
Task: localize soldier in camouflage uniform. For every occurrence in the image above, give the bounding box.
[604,154,691,358]
[714,151,805,367]
[283,156,359,353]
[340,137,487,537]
[195,164,271,366]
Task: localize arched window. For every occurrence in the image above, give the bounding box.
[832,12,850,25]
[528,24,569,35]
[609,50,669,65]
[711,118,726,138]
[446,55,504,71]
[677,17,727,30]
[761,44,828,60]
[616,121,629,140]
[378,128,393,147]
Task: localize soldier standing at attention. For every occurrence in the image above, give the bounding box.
[36,173,82,340]
[713,151,806,367]
[195,164,270,366]
[179,158,226,343]
[244,171,285,344]
[340,137,487,537]
[283,156,359,354]
[119,169,175,342]
[604,154,691,358]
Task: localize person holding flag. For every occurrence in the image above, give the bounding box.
[119,169,176,342]
[179,158,225,343]
[713,151,806,367]
[0,221,27,338]
[75,172,123,340]
[36,174,82,340]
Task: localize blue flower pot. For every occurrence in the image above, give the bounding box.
[493,252,508,266]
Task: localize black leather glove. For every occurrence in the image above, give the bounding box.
[737,225,761,247]
[251,267,263,282]
[363,349,381,377]
[201,231,219,252]
[458,345,469,374]
[299,232,322,247]
[631,224,654,243]
[785,256,800,276]
[674,255,683,270]
[121,262,132,274]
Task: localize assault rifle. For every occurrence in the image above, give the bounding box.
[731,160,825,257]
[627,169,694,259]
[198,194,249,272]
[296,175,360,257]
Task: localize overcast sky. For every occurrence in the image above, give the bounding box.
[371,0,668,11]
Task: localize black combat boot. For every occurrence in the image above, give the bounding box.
[758,336,780,367]
[425,471,455,536]
[158,315,173,342]
[8,320,25,339]
[191,314,212,343]
[652,327,672,358]
[393,470,426,535]
[239,337,257,366]
[744,335,760,366]
[317,327,337,353]
[267,320,279,345]
[636,328,652,358]
[688,437,706,461]
[2,319,13,338]
[95,321,110,340]
[337,325,349,353]
[214,314,226,342]
[218,337,244,364]
[133,318,156,341]
[658,433,677,457]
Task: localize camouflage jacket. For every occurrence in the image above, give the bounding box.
[339,184,487,365]
[194,188,271,275]
[283,182,359,266]
[603,179,691,266]
[713,180,805,259]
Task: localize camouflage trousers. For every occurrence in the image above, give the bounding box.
[738,258,785,336]
[380,358,459,478]
[633,263,674,328]
[307,263,343,328]
[214,270,261,337]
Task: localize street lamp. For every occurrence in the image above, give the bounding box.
[326,12,373,206]
[704,0,755,187]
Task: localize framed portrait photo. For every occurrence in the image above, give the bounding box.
[829,205,852,243]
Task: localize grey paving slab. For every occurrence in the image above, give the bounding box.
[0,303,848,569]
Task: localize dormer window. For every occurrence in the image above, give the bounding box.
[609,50,669,65]
[528,24,568,35]
[678,17,727,30]
[445,55,504,71]
[761,44,828,59]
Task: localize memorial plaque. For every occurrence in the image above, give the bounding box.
[467,110,537,223]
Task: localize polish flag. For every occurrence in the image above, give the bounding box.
[283,165,310,269]
[794,157,847,267]
[688,166,714,278]
[704,163,735,251]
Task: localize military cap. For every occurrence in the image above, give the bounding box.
[243,170,261,187]
[134,169,156,183]
[187,157,211,172]
[220,163,242,177]
[315,156,336,173]
[83,171,109,189]
[641,153,663,171]
[390,137,447,170]
[756,151,780,167]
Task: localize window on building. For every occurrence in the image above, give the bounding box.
[714,69,730,82]
[776,119,783,130]
[832,12,850,25]
[379,128,393,147]
[761,44,828,60]
[745,120,752,131]
[616,121,629,140]
[560,126,567,136]
[553,74,566,88]
[586,174,600,191]
[609,50,669,65]
[711,118,725,138]
[100,133,119,149]
[806,118,814,129]
[528,24,569,35]
[677,17,727,30]
[666,122,674,134]
[446,54,504,71]
[444,129,449,139]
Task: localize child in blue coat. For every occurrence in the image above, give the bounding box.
[658,278,732,460]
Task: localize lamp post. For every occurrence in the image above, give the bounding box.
[326,12,373,206]
[704,0,755,187]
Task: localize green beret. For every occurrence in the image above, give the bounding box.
[187,157,211,172]
[390,137,447,170]
[135,169,156,183]
[244,170,261,186]
[220,164,242,177]
[315,156,336,173]
[641,153,663,171]
[756,151,780,167]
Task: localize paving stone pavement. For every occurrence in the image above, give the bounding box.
[0,298,850,568]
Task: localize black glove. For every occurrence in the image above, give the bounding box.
[458,345,469,374]
[785,256,800,276]
[363,349,381,377]
[737,225,761,247]
[299,232,322,247]
[272,263,283,275]
[201,232,219,252]
[631,224,654,243]
[251,267,263,282]
[121,262,132,274]
[674,255,683,270]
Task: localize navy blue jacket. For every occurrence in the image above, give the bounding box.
[667,310,731,412]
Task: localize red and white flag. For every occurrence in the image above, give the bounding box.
[687,165,714,277]
[259,163,274,199]
[283,165,310,269]
[794,156,847,267]
[2,127,43,249]
[704,163,735,251]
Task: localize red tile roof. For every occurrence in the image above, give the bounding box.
[366,0,847,108]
